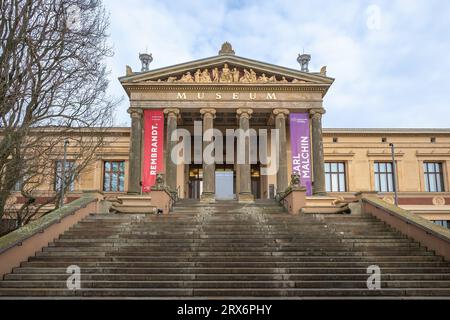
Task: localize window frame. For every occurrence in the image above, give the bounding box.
[103,161,125,192]
[374,161,394,192]
[325,162,347,192]
[54,160,76,192]
[431,220,450,229]
[423,162,445,192]
[13,176,24,192]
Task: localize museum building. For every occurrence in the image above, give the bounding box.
[12,43,450,226]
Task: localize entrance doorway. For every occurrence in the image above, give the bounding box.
[188,166,203,199]
[188,164,263,200]
[251,164,261,199]
[215,168,235,200]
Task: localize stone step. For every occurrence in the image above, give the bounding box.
[27,255,444,263]
[42,246,423,255]
[48,240,419,248]
[20,261,450,268]
[40,246,427,254]
[59,234,408,240]
[67,226,353,230]
[66,230,406,236]
[2,280,450,289]
[7,273,450,282]
[64,229,383,234]
[1,288,450,297]
[59,232,412,242]
[52,238,413,245]
[12,267,450,275]
[98,219,380,223]
[57,233,409,239]
[35,250,435,257]
[63,229,357,235]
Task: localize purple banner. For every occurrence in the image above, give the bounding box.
[290,113,312,196]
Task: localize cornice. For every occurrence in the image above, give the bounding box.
[367,151,405,157]
[324,152,356,157]
[416,151,450,157]
[122,83,330,93]
[323,128,450,136]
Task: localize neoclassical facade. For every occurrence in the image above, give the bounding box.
[7,44,450,226]
[120,43,333,203]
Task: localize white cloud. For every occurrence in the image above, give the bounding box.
[103,0,450,128]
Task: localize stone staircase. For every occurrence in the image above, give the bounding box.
[1,200,450,298]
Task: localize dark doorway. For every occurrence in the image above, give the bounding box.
[188,165,202,199]
[251,164,261,199]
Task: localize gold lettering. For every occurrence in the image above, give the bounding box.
[177,92,187,100]
[267,93,277,100]
[174,92,278,100]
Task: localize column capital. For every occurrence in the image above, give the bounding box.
[236,108,253,119]
[309,108,326,118]
[200,108,217,119]
[128,108,143,118]
[163,108,180,117]
[273,108,290,119]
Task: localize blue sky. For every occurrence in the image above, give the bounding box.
[104,0,450,128]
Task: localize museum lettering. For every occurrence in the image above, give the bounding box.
[176,92,278,100]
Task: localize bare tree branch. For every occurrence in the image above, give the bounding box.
[0,0,119,228]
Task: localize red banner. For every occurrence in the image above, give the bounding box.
[142,110,165,192]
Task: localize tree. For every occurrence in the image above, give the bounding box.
[0,0,118,226]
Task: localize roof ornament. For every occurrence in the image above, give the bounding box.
[139,52,153,72]
[219,42,235,55]
[126,65,133,76]
[297,52,311,72]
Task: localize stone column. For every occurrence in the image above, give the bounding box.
[164,108,180,193]
[237,108,254,203]
[128,108,143,194]
[273,109,290,196]
[200,108,216,202]
[310,108,326,195]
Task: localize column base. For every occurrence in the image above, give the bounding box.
[200,193,216,203]
[238,193,254,203]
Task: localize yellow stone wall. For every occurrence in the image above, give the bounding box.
[25,128,450,200]
[321,130,450,193]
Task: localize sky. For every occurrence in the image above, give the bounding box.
[103,0,450,128]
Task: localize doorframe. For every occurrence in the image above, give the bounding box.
[215,165,236,200]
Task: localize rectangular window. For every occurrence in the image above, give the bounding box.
[103,161,125,192]
[431,220,450,229]
[55,160,75,192]
[424,162,445,192]
[374,162,394,192]
[325,162,346,192]
[13,175,24,192]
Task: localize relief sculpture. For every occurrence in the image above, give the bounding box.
[154,64,308,84]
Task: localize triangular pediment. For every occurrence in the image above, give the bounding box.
[119,54,334,87]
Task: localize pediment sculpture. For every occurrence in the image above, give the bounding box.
[150,64,309,84]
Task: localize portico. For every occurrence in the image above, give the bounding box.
[120,43,334,203]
